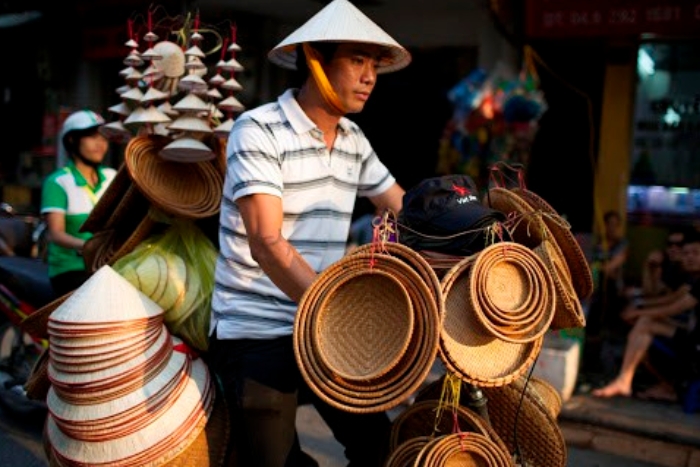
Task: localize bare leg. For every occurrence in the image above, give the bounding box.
[592,317,676,398]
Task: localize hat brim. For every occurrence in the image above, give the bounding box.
[267,0,411,74]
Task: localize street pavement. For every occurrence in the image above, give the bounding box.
[0,366,669,467]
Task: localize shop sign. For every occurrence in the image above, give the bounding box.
[526,0,700,38]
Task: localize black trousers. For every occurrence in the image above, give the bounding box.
[207,334,391,467]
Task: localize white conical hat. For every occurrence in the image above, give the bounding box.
[220,77,243,92]
[207,88,223,100]
[49,265,163,324]
[124,106,172,125]
[268,0,410,74]
[213,117,234,137]
[141,87,170,104]
[168,116,213,133]
[159,137,215,162]
[108,102,131,116]
[218,95,245,113]
[172,93,209,113]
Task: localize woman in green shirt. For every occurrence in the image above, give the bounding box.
[40,110,117,297]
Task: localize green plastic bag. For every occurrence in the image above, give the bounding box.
[112,218,217,352]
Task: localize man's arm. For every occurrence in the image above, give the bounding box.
[368,182,404,215]
[237,193,317,303]
[623,288,697,321]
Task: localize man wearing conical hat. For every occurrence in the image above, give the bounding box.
[209,1,410,465]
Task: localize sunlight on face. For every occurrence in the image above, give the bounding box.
[323,43,390,114]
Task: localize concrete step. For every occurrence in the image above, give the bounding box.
[558,394,700,467]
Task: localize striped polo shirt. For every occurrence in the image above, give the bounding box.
[41,163,117,277]
[211,89,396,340]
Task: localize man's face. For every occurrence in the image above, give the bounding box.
[323,43,387,114]
[681,241,700,274]
[666,232,685,263]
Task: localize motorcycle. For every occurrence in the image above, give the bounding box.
[0,203,52,416]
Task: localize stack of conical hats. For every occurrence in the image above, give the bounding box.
[102,9,245,152]
[44,266,215,467]
[213,24,245,137]
[122,16,172,135]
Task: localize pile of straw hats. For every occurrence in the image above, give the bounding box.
[43,265,223,467]
[294,242,443,413]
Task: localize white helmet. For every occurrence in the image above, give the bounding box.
[57,110,105,168]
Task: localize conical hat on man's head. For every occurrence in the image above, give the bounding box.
[268,0,411,73]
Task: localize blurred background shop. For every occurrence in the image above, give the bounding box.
[0,0,699,278]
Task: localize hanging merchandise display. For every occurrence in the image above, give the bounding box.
[436,50,547,188]
[103,9,246,159]
[18,6,242,467]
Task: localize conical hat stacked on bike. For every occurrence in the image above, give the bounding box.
[42,265,226,467]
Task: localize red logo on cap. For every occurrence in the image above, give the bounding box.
[452,184,470,197]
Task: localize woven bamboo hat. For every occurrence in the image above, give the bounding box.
[439,248,544,388]
[511,187,593,300]
[294,249,441,413]
[268,0,411,74]
[124,134,223,219]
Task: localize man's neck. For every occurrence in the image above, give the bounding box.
[296,84,342,138]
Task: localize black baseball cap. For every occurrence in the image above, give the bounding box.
[398,175,506,255]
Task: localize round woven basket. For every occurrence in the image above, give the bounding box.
[413,432,513,467]
[312,268,414,382]
[298,258,426,405]
[24,346,50,401]
[481,379,567,467]
[80,165,131,234]
[294,250,441,413]
[510,187,593,300]
[385,436,431,467]
[470,242,555,343]
[485,187,547,250]
[528,375,562,419]
[124,134,223,220]
[533,239,586,329]
[389,399,509,457]
[82,214,161,273]
[20,292,72,341]
[351,241,444,315]
[439,254,544,387]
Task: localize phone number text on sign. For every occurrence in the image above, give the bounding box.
[528,1,700,38]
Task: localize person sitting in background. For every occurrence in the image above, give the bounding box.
[41,110,116,297]
[592,229,700,400]
[626,227,688,301]
[587,209,630,342]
